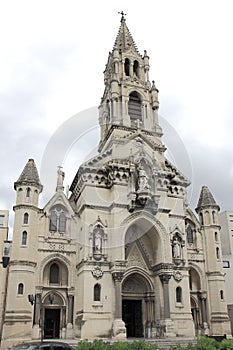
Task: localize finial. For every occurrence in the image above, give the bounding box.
[118,11,127,22]
[152,80,159,92]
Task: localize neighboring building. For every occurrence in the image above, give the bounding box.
[0,14,231,348]
[0,210,9,342]
[219,211,233,333]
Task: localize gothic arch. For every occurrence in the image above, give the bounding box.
[123,267,154,292]
[42,290,65,306]
[128,91,142,122]
[42,259,68,287]
[127,87,147,102]
[188,263,206,291]
[122,212,167,262]
[38,253,73,286]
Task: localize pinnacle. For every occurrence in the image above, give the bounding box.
[196,185,219,210]
[14,158,42,190]
[113,16,140,55]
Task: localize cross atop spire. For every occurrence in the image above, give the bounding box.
[118,11,127,22]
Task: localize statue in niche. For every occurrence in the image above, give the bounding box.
[138,164,150,192]
[172,237,181,259]
[94,226,103,253]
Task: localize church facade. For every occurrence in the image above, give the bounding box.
[0,15,231,348]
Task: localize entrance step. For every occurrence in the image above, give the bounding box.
[51,337,197,350]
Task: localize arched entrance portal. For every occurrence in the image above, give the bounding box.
[43,293,65,339]
[122,273,154,338]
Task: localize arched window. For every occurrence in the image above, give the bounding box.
[128,91,142,122]
[216,247,220,259]
[220,290,224,300]
[94,283,101,301]
[18,283,24,295]
[21,231,27,245]
[23,213,29,225]
[59,213,67,233]
[50,211,57,232]
[215,232,218,242]
[133,60,139,77]
[187,225,193,244]
[205,211,210,225]
[124,58,130,76]
[26,187,31,198]
[49,263,60,284]
[212,211,216,223]
[49,207,67,233]
[176,287,182,303]
[200,212,204,225]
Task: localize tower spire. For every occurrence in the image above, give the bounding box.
[113,13,139,54]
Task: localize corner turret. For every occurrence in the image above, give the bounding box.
[14,158,43,207]
[196,185,220,226]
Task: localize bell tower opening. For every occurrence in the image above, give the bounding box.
[128,91,142,123]
[133,60,139,77]
[125,58,130,76]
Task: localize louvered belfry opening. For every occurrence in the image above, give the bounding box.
[128,91,142,122]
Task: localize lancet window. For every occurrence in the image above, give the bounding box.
[49,205,67,233]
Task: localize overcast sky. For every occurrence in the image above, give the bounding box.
[1,0,233,233]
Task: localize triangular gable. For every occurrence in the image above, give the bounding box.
[43,191,75,218]
[126,241,150,271]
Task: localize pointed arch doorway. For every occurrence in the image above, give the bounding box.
[122,273,154,338]
[43,293,65,339]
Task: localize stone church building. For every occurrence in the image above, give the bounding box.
[0,14,231,348]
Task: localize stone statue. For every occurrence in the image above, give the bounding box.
[173,237,181,259]
[138,164,150,192]
[56,166,65,191]
[94,228,102,252]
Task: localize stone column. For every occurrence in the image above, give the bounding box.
[112,272,126,339]
[159,274,175,337]
[200,296,207,324]
[112,272,124,319]
[34,293,42,325]
[67,295,74,324]
[159,274,171,319]
[130,62,133,77]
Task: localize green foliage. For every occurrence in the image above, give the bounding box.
[195,336,219,350]
[75,338,233,350]
[170,344,184,350]
[219,338,233,350]
[111,341,131,350]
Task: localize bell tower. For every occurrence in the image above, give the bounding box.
[98,12,162,152]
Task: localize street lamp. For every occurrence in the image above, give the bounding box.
[1,241,10,268]
[28,293,54,341]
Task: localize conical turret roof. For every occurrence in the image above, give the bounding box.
[196,185,219,211]
[113,14,140,55]
[14,158,42,191]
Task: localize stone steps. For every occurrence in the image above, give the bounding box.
[51,337,197,350]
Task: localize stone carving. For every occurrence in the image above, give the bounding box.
[126,244,147,270]
[174,271,183,282]
[112,271,124,282]
[92,267,103,279]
